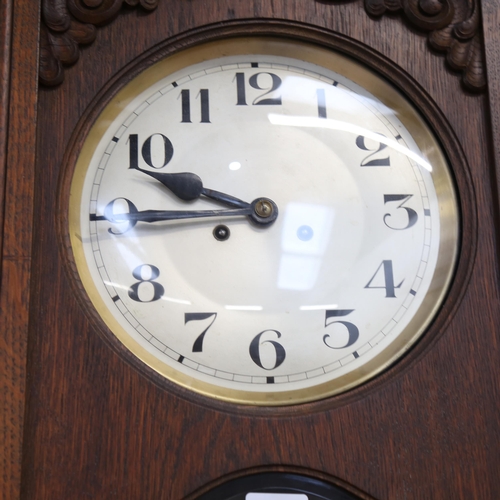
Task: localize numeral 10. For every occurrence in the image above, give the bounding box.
[128,133,174,170]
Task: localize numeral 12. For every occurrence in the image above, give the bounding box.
[235,72,282,106]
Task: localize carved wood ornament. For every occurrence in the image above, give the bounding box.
[40,0,159,86]
[39,0,485,91]
[357,0,485,90]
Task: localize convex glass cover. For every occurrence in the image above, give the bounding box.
[69,38,459,405]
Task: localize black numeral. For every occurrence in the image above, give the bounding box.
[184,312,217,352]
[90,197,139,234]
[128,264,164,302]
[180,89,210,123]
[383,194,418,230]
[317,88,327,118]
[128,133,139,169]
[356,135,390,167]
[323,310,359,349]
[235,72,247,105]
[365,260,404,298]
[249,330,286,370]
[235,72,282,106]
[128,133,174,170]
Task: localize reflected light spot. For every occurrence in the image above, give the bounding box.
[300,304,338,311]
[229,161,241,171]
[225,305,263,311]
[277,202,334,291]
[297,225,313,241]
[268,114,433,172]
[161,296,191,305]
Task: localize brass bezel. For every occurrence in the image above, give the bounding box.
[69,37,459,406]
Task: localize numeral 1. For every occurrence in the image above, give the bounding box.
[235,72,247,105]
[317,88,327,118]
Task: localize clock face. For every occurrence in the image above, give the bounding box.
[69,38,459,405]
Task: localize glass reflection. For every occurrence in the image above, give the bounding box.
[278,202,335,290]
[268,113,432,172]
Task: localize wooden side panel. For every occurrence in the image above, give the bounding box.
[0,0,11,260]
[0,1,40,499]
[482,0,500,228]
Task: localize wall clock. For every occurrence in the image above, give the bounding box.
[68,37,458,406]
[1,1,500,499]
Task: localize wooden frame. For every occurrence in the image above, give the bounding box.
[2,1,500,498]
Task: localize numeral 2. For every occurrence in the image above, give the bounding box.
[356,135,390,167]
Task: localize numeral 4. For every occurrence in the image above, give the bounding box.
[365,260,404,298]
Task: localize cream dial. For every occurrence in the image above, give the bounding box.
[69,38,459,405]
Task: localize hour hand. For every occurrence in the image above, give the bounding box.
[133,167,250,209]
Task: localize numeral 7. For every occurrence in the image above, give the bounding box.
[185,312,217,352]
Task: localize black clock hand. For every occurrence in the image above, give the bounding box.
[91,207,252,223]
[90,197,278,226]
[132,167,250,209]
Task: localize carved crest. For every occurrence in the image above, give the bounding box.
[39,0,485,91]
[357,0,484,90]
[40,0,159,86]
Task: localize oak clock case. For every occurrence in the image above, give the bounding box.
[67,37,459,406]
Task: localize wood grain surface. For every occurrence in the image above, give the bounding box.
[1,0,499,499]
[481,0,500,247]
[0,1,40,499]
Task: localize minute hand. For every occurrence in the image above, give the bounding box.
[91,206,253,224]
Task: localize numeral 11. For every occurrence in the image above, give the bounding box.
[181,89,210,123]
